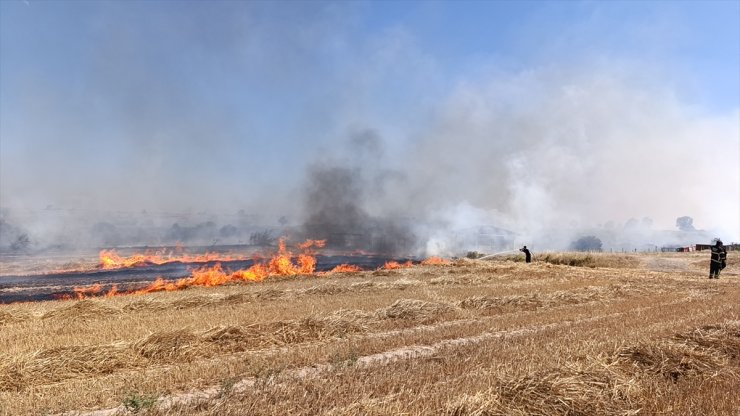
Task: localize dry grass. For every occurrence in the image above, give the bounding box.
[444,361,640,416]
[0,344,134,392]
[379,298,458,322]
[0,251,737,415]
[0,310,29,326]
[616,321,740,381]
[496,251,641,268]
[42,299,119,321]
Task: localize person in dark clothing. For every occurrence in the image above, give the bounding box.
[709,240,727,279]
[520,246,532,263]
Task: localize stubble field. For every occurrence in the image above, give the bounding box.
[0,251,738,415]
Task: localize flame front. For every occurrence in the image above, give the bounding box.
[98,248,248,269]
[329,264,363,273]
[382,260,413,270]
[70,239,326,299]
[421,256,451,265]
[62,242,449,301]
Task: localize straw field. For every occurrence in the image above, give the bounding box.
[0,251,738,415]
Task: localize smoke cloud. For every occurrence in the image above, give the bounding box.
[393,67,739,252]
[301,129,415,254]
[1,2,737,254]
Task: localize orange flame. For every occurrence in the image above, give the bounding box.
[66,238,340,299]
[329,264,363,273]
[54,283,120,300]
[421,256,451,265]
[232,263,269,282]
[105,285,119,297]
[57,240,438,301]
[98,248,248,270]
[298,239,326,251]
[74,283,103,299]
[383,260,414,270]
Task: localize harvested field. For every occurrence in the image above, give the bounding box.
[0,252,738,415]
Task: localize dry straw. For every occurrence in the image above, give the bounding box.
[379,299,458,322]
[122,299,169,312]
[42,300,118,321]
[0,344,133,392]
[616,321,740,381]
[2,298,466,394]
[132,329,207,363]
[171,295,221,309]
[1,252,737,414]
[445,365,641,416]
[0,310,28,326]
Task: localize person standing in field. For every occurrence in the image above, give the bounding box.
[520,246,532,263]
[709,239,727,279]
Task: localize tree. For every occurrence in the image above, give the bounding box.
[676,216,696,232]
[10,234,31,251]
[219,225,238,238]
[570,236,603,252]
[250,230,276,246]
[91,222,120,246]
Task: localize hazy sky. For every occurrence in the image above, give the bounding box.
[1,0,738,240]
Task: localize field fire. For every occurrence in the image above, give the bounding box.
[2,1,738,415]
[1,250,738,415]
[97,248,250,270]
[0,239,422,304]
[60,239,400,301]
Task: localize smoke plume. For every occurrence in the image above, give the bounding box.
[1,2,738,254]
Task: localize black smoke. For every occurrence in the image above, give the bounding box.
[301,129,415,255]
[676,216,696,232]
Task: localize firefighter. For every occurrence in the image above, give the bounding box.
[520,245,532,263]
[709,239,727,279]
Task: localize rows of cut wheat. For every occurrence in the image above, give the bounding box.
[157,293,740,415]
[0,254,737,415]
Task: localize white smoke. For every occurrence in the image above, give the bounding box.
[388,66,740,252]
[1,2,737,253]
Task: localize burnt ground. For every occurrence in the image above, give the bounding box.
[0,255,406,303]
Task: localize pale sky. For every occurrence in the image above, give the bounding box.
[1,0,738,238]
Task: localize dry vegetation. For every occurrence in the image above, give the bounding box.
[0,251,738,415]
